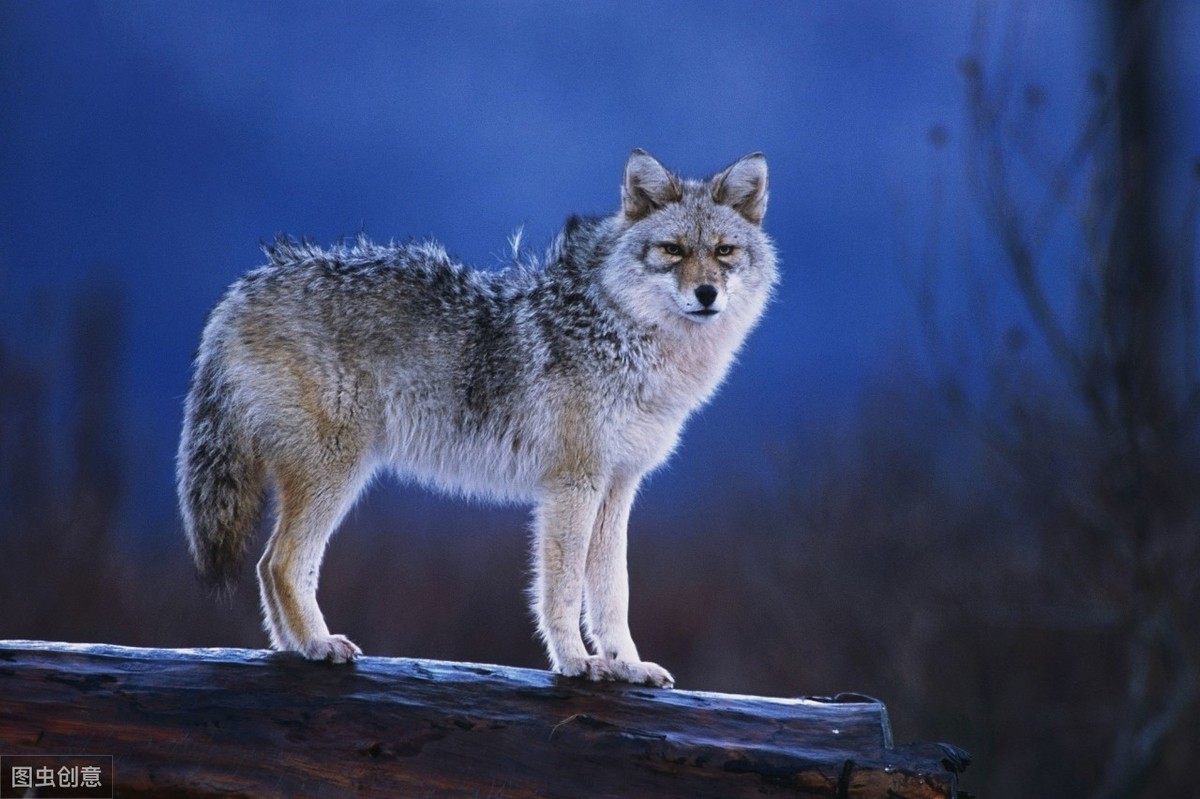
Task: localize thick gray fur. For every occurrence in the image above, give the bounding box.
[177,150,778,686]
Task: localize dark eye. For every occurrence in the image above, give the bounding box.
[715,244,737,258]
[660,242,684,257]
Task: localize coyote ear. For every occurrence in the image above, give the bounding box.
[712,152,768,224]
[622,149,682,221]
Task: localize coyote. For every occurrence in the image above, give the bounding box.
[177,149,777,686]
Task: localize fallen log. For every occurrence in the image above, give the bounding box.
[0,640,970,798]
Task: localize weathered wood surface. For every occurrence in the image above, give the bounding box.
[0,640,970,798]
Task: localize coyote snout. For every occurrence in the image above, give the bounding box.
[680,268,727,320]
[685,287,722,319]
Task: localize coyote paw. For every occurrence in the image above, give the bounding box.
[301,634,362,664]
[557,655,674,688]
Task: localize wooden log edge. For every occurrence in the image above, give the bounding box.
[0,640,971,798]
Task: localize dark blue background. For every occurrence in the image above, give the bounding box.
[2,1,1197,535]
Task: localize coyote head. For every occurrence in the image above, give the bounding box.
[607,149,775,330]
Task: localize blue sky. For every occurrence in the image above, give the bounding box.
[2,1,1196,532]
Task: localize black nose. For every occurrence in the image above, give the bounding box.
[694,284,718,308]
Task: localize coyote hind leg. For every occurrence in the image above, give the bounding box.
[257,461,369,663]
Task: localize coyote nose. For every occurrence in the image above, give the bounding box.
[694,284,718,308]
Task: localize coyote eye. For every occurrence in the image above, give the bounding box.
[715,244,737,258]
[660,242,684,257]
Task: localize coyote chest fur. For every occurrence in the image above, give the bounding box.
[178,150,777,686]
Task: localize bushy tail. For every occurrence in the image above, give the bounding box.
[176,340,266,596]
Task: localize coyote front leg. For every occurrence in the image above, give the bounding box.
[532,475,673,687]
[532,479,600,678]
[583,474,674,688]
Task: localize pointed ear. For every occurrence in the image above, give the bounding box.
[711,152,768,224]
[622,149,682,221]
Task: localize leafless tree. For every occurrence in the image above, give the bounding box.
[920,2,1198,796]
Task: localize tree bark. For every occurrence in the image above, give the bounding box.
[0,640,970,798]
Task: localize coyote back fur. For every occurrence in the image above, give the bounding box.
[177,150,777,686]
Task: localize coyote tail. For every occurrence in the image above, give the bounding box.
[176,337,266,596]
